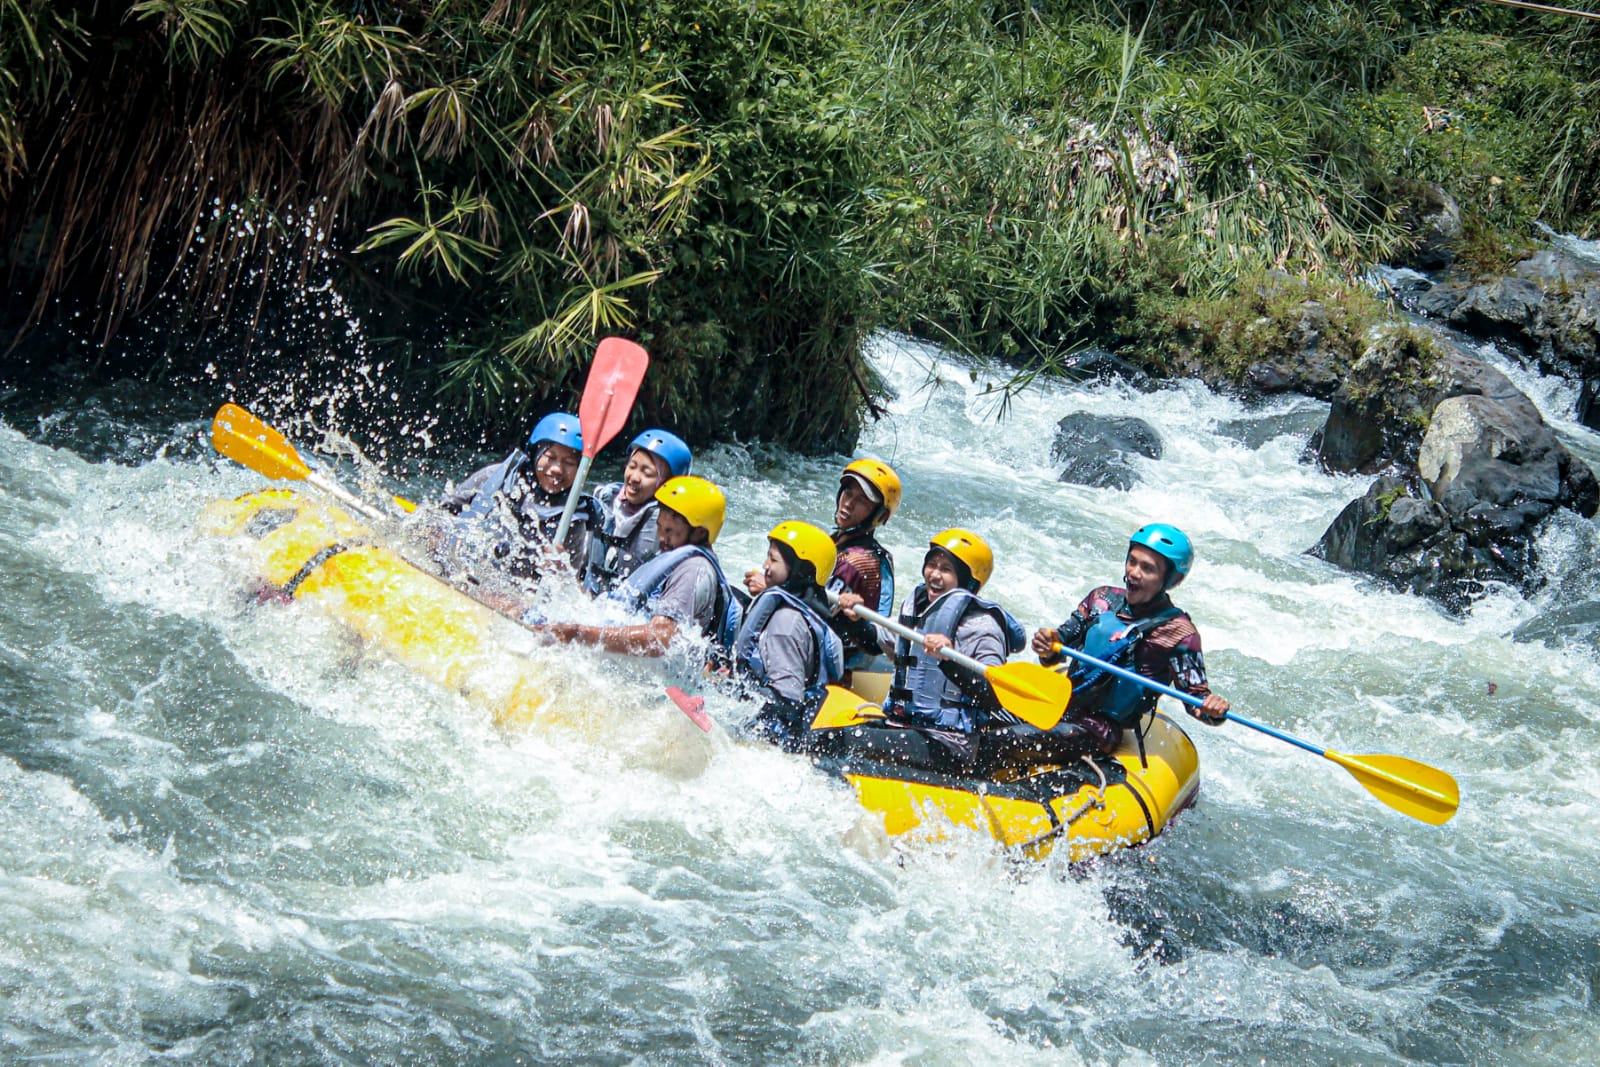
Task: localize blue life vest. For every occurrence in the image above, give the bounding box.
[733,587,845,704]
[887,586,1027,734]
[1068,592,1185,727]
[583,483,661,594]
[613,544,743,659]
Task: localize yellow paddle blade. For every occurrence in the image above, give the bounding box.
[984,661,1072,730]
[810,685,883,731]
[1327,750,1461,825]
[212,404,311,481]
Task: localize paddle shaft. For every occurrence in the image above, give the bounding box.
[840,598,991,677]
[307,470,388,524]
[550,453,596,549]
[1048,643,1309,749]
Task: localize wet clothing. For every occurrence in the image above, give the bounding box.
[437,449,597,582]
[583,482,661,594]
[882,586,1028,734]
[987,585,1213,772]
[613,544,742,660]
[825,528,894,670]
[734,588,845,705]
[736,586,845,750]
[809,585,1024,773]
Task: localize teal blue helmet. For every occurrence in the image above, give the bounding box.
[1129,523,1193,588]
[629,429,692,478]
[529,412,582,454]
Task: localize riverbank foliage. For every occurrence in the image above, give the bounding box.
[1,2,1595,452]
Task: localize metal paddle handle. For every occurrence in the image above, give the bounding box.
[828,593,988,675]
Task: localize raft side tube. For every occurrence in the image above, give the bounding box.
[808,686,1200,862]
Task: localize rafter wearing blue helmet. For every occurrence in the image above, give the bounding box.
[584,428,694,594]
[432,411,601,585]
[984,523,1231,775]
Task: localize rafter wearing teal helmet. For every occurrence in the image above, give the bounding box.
[1129,523,1193,589]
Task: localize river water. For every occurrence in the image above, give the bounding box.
[2,326,1597,1065]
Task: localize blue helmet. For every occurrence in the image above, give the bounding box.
[629,428,692,478]
[528,412,583,454]
[1129,523,1193,588]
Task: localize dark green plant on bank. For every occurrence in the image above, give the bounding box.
[0,0,878,451]
[1,1,1597,453]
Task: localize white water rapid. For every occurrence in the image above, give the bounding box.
[1,331,1596,1064]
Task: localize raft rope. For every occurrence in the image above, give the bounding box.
[1000,756,1112,856]
[279,541,366,598]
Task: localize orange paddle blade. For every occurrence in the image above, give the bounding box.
[579,338,649,457]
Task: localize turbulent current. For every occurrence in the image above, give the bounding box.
[2,330,1597,1065]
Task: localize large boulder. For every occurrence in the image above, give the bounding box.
[1402,247,1600,430]
[1311,356,1599,610]
[1310,325,1448,474]
[1050,412,1162,490]
[1394,181,1463,272]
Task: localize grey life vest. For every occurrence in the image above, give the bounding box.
[583,483,661,594]
[887,587,1027,734]
[446,449,597,579]
[733,587,845,703]
[613,544,743,659]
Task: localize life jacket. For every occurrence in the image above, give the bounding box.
[1066,591,1186,728]
[733,587,845,705]
[829,530,895,669]
[583,483,661,594]
[834,529,895,615]
[445,450,597,578]
[886,586,1027,734]
[613,544,743,659]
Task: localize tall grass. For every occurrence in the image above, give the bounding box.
[1,1,1596,451]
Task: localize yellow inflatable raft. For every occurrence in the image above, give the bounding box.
[198,488,562,732]
[203,489,1199,861]
[807,687,1201,863]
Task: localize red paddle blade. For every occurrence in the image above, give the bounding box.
[579,338,649,457]
[665,686,711,732]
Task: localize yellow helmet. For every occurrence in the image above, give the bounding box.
[927,527,993,590]
[768,520,837,589]
[655,476,726,544]
[840,458,902,524]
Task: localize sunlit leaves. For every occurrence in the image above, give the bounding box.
[127,0,244,67]
[357,184,499,282]
[256,3,417,103]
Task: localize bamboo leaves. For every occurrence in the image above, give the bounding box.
[128,0,244,67]
[256,4,417,102]
[357,184,499,283]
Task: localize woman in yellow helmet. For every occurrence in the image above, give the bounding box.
[820,528,1026,773]
[734,521,846,750]
[535,476,741,661]
[743,458,901,683]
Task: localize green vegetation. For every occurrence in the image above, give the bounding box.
[1,2,1596,451]
[1125,267,1389,383]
